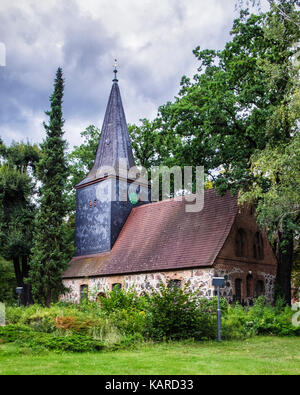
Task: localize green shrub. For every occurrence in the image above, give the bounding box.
[145,285,217,341]
[54,315,96,333]
[222,304,253,339]
[2,290,299,353]
[6,304,59,325]
[222,297,300,339]
[16,332,104,352]
[197,296,228,314]
[6,303,104,326]
[0,324,104,352]
[109,309,147,335]
[0,324,32,343]
[99,287,147,314]
[107,333,145,351]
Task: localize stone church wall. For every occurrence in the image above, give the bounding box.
[62,261,276,305]
[61,268,215,303]
[214,260,276,304]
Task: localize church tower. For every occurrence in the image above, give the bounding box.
[74,64,150,257]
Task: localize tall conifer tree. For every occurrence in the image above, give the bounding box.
[29,68,69,306]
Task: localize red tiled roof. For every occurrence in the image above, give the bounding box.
[63,189,238,278]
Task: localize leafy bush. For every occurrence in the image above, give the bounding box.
[0,324,104,352]
[107,333,145,351]
[222,297,300,339]
[99,287,147,314]
[222,304,253,339]
[145,285,217,341]
[54,315,96,333]
[2,290,299,353]
[0,324,32,343]
[16,332,104,352]
[109,309,147,335]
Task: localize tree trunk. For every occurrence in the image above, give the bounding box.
[13,257,22,286]
[21,256,33,305]
[275,229,294,306]
[46,291,51,308]
[12,255,34,306]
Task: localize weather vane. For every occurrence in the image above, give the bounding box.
[113,59,118,82]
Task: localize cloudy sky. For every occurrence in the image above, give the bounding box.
[0,0,269,151]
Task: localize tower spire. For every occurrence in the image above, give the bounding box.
[113,59,118,82]
[76,65,135,187]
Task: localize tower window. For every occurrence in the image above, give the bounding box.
[89,201,92,207]
[235,228,247,257]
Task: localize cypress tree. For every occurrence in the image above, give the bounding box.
[28,68,69,306]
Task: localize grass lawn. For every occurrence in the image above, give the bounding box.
[0,336,299,375]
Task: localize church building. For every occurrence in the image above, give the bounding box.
[62,69,277,305]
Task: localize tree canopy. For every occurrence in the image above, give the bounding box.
[0,141,40,305]
[126,3,300,303]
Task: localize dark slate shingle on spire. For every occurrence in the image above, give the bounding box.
[77,80,136,187]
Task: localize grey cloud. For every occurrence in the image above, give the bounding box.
[0,0,245,147]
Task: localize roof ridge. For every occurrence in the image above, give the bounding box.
[132,196,183,211]
[132,189,221,211]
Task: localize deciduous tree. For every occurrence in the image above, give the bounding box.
[0,141,40,305]
[132,4,299,303]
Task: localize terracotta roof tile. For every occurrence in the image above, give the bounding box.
[63,189,238,278]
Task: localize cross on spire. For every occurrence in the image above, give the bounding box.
[113,59,118,82]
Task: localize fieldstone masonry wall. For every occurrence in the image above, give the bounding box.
[214,261,276,304]
[61,264,275,305]
[61,262,276,305]
[61,268,215,303]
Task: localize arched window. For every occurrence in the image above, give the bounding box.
[246,274,253,298]
[256,280,264,297]
[235,279,242,302]
[112,283,122,291]
[235,228,247,257]
[253,232,264,260]
[97,292,106,299]
[168,279,182,290]
[80,284,88,301]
